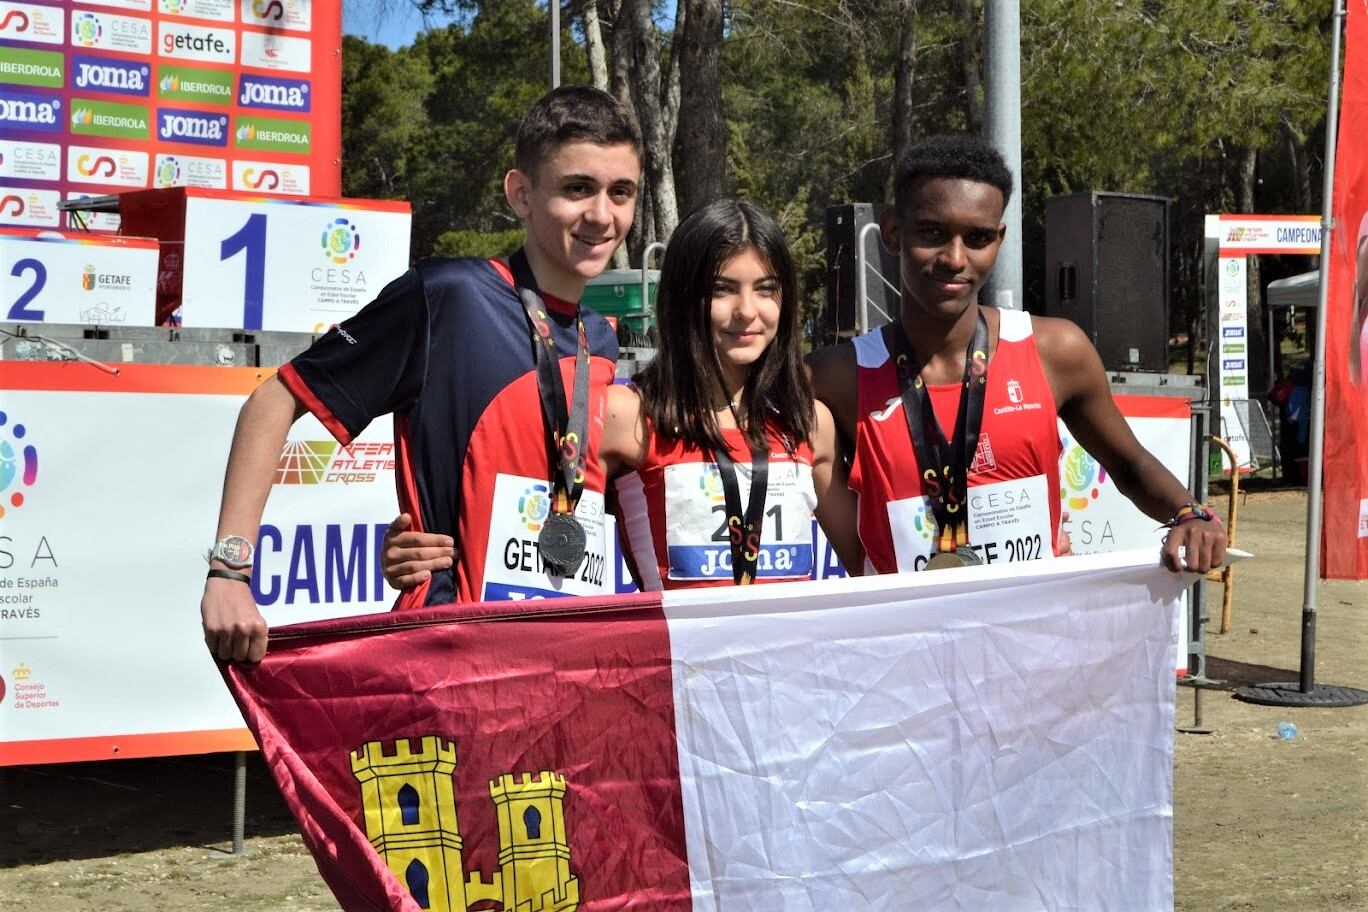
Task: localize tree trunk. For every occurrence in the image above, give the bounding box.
[663,0,685,154]
[1237,146,1270,394]
[675,0,724,215]
[620,0,679,241]
[890,0,917,178]
[953,0,983,133]
[581,0,610,92]
[578,0,631,268]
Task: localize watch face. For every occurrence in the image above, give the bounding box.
[219,536,253,565]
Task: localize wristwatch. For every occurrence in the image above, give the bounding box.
[206,535,255,569]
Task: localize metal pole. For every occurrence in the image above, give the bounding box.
[550,0,561,89]
[984,0,1023,310]
[1298,0,1346,693]
[640,241,665,333]
[856,222,882,334]
[232,750,247,855]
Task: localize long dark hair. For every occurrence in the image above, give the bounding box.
[635,199,815,455]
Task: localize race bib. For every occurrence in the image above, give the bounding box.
[481,473,610,600]
[663,458,817,582]
[888,474,1054,571]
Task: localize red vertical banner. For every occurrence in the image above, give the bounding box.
[1324,2,1368,578]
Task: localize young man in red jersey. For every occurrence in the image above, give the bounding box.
[201,86,643,663]
[807,134,1226,575]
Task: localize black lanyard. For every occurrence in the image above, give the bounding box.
[889,311,989,553]
[712,435,769,586]
[510,250,590,518]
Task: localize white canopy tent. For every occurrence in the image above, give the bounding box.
[1267,270,1321,310]
[1265,270,1320,380]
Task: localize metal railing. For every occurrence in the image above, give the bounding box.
[855,222,898,335]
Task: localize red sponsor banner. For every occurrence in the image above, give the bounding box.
[0,1,340,232]
[1324,3,1368,578]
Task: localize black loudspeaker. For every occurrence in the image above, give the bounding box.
[823,203,901,342]
[1044,192,1170,373]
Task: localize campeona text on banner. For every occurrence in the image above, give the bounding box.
[226,548,1185,911]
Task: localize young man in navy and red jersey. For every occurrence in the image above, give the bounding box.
[807,134,1227,576]
[201,86,642,663]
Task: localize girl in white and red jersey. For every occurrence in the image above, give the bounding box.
[603,200,860,590]
[382,201,862,592]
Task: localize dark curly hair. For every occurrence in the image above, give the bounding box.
[892,134,1014,218]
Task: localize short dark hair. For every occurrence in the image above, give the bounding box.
[893,134,1014,217]
[514,86,643,177]
[635,199,814,455]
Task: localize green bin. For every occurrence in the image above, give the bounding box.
[582,269,659,328]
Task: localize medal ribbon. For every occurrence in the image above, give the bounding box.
[889,311,989,553]
[712,437,769,586]
[510,250,590,518]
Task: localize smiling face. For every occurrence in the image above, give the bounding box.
[708,246,782,393]
[505,140,641,301]
[880,176,1006,323]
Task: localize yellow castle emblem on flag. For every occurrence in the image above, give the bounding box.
[352,736,579,912]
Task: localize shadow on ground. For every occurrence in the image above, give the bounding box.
[0,753,298,867]
[1200,655,1300,690]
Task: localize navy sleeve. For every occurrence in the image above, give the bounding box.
[584,309,620,363]
[284,268,430,444]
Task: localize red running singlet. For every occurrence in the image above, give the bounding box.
[614,421,818,590]
[848,308,1062,573]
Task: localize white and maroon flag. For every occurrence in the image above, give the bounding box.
[225,549,1184,911]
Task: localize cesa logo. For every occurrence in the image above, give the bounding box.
[73,56,148,96]
[75,153,116,178]
[237,74,310,112]
[155,154,180,186]
[321,217,360,264]
[158,109,228,146]
[0,409,39,519]
[241,167,279,190]
[71,12,102,46]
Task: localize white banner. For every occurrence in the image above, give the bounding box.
[178,193,411,332]
[666,550,1184,910]
[0,228,157,325]
[0,366,401,764]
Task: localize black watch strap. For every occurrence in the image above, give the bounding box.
[207,568,252,585]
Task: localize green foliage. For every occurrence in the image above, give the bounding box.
[432,227,526,258]
[346,0,1331,355]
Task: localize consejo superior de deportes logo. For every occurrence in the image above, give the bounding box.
[0,411,39,519]
[321,217,360,264]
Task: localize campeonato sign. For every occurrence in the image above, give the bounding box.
[1217,214,1322,255]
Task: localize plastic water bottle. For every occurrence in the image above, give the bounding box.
[1276,721,1297,741]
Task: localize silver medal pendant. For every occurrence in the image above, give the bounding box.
[537,512,587,577]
